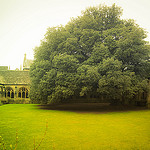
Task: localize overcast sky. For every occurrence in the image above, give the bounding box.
[0,0,150,70]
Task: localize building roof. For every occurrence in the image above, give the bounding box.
[0,70,30,85]
[0,66,8,71]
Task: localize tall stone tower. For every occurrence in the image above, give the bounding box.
[23,53,27,68]
[23,53,33,71]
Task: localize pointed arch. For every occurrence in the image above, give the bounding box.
[5,87,14,98]
[18,87,29,98]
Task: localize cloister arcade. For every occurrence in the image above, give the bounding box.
[0,55,31,103]
[18,87,29,98]
[0,85,30,100]
[5,87,14,98]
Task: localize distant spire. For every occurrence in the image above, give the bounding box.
[20,65,22,71]
[23,53,27,67]
[24,53,26,58]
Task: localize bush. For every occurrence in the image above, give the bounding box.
[0,101,3,106]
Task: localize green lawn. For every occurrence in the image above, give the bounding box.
[0,104,150,150]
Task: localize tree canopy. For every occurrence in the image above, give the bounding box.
[30,4,150,104]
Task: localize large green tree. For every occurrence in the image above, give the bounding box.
[30,4,150,104]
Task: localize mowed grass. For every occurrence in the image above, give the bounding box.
[0,104,150,150]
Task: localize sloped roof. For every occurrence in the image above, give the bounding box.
[0,66,8,71]
[0,70,30,84]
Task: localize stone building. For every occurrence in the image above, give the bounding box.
[0,54,150,107]
[0,54,32,103]
[23,53,33,71]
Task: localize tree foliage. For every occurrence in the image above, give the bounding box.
[30,4,150,104]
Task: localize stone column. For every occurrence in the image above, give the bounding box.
[21,89,22,98]
[14,86,17,99]
[2,86,5,98]
[0,86,2,98]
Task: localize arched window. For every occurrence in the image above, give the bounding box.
[5,87,14,98]
[18,87,29,98]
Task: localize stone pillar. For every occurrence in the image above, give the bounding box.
[14,86,17,99]
[0,86,2,98]
[25,89,26,99]
[2,86,5,98]
[21,89,22,98]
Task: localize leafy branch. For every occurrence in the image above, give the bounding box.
[0,120,50,150]
[33,120,48,150]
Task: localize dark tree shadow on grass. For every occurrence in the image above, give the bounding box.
[37,103,148,114]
